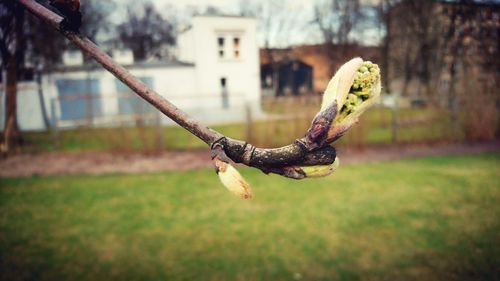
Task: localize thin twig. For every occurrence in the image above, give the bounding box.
[17,0,337,177]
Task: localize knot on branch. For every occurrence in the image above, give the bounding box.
[206,58,381,197]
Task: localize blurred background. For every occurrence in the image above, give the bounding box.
[0,0,499,280]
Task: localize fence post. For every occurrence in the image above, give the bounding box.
[450,96,459,141]
[391,93,399,144]
[50,98,60,148]
[155,110,164,151]
[245,102,253,143]
[36,71,51,130]
[85,71,93,127]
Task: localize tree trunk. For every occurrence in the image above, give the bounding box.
[36,71,51,130]
[1,59,21,155]
[381,0,391,94]
[1,2,25,156]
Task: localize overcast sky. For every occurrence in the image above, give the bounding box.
[111,0,382,47]
[109,0,500,47]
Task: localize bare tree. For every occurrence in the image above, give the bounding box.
[238,0,260,17]
[203,5,223,16]
[381,0,499,140]
[440,1,500,140]
[0,0,69,154]
[0,0,115,155]
[79,0,115,43]
[117,2,175,61]
[0,1,25,155]
[314,0,361,45]
[0,1,65,154]
[25,2,67,130]
[386,0,442,98]
[313,0,363,75]
[376,0,400,94]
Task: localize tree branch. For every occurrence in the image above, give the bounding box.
[17,0,337,178]
[18,0,221,145]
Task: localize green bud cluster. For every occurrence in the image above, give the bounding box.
[340,61,380,117]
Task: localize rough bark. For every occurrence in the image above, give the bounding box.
[2,59,21,155]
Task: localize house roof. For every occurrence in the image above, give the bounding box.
[194,14,256,19]
[49,59,194,73]
[261,59,313,69]
[178,14,256,34]
[130,60,194,69]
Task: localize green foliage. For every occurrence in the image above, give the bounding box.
[1,153,499,281]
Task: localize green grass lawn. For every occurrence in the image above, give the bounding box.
[1,153,499,281]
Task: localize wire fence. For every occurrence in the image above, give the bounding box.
[14,92,497,153]
[258,95,457,148]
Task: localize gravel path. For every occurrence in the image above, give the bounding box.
[1,141,499,178]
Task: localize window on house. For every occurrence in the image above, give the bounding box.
[233,37,240,58]
[218,37,225,58]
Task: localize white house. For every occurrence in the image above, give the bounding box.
[177,16,261,109]
[0,15,261,131]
